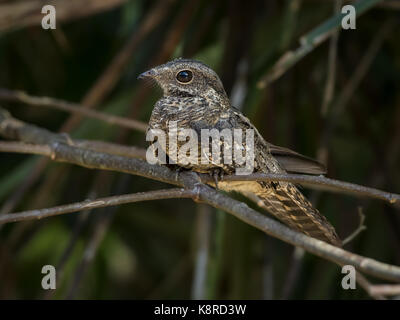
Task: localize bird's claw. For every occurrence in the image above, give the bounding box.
[210,168,224,190]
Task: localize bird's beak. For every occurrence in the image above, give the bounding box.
[137,68,157,80]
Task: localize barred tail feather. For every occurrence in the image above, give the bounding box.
[218,180,341,246]
[247,183,341,246]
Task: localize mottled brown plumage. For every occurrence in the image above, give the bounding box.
[139,58,341,246]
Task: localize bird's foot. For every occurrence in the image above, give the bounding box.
[209,168,224,190]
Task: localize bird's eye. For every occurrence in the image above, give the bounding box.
[176,70,193,83]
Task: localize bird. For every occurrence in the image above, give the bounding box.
[138,58,341,246]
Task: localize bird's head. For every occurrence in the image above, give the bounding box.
[138,58,228,101]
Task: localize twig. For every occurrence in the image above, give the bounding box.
[0,188,194,224]
[0,89,148,132]
[1,109,400,282]
[342,207,367,245]
[202,174,400,206]
[0,141,51,157]
[350,270,385,300]
[0,140,146,161]
[368,284,400,296]
[75,140,146,159]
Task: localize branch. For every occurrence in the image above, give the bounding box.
[0,105,398,206]
[201,174,399,207]
[0,188,194,223]
[1,108,400,283]
[0,141,52,157]
[342,207,367,245]
[368,284,400,297]
[1,139,398,207]
[74,140,146,159]
[0,88,147,132]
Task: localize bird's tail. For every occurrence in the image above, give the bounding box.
[239,182,341,246]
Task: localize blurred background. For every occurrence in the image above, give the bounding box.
[0,0,399,299]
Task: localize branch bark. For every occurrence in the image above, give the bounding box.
[0,89,147,132]
[0,188,194,223]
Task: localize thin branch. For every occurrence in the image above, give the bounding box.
[0,141,52,157]
[0,188,194,224]
[1,108,400,282]
[0,89,147,132]
[201,174,400,206]
[75,140,146,159]
[368,284,400,297]
[350,270,385,300]
[342,207,367,245]
[0,139,146,161]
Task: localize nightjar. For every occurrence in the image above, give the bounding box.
[139,58,341,246]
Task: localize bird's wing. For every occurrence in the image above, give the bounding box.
[267,144,326,175]
[231,107,326,175]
